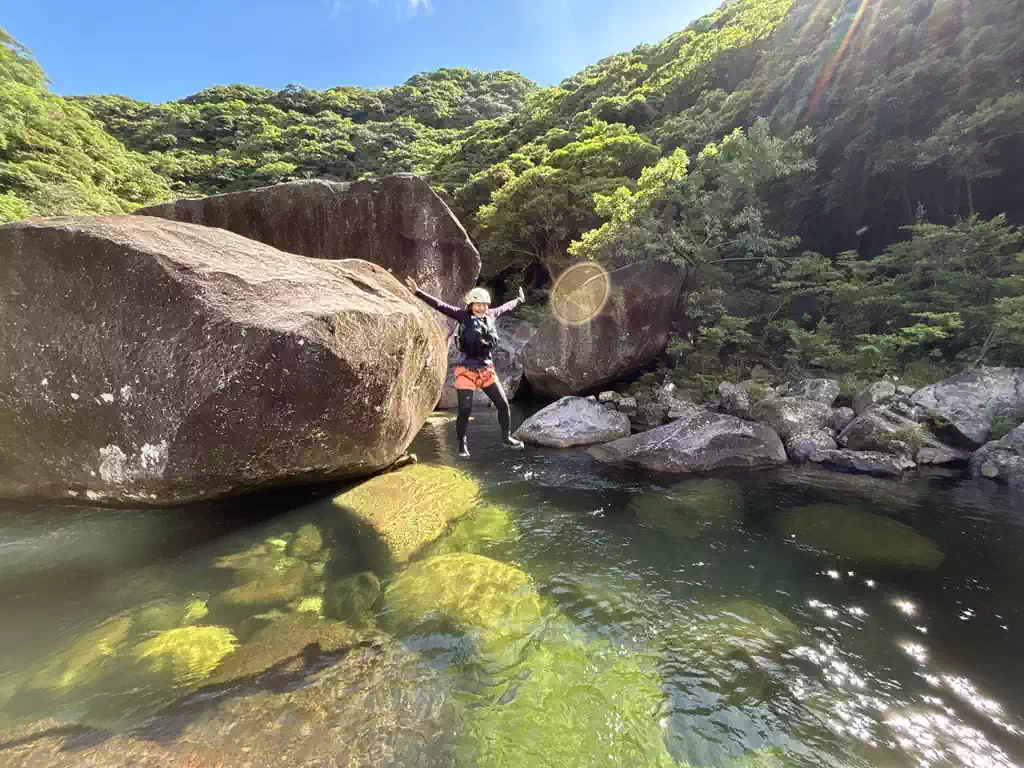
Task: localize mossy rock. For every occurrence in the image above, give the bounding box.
[24,616,133,696]
[215,560,311,609]
[629,478,744,540]
[333,464,481,574]
[136,598,209,633]
[131,626,238,687]
[458,637,675,768]
[427,504,519,557]
[207,615,372,685]
[778,504,944,570]
[323,570,381,625]
[286,523,324,558]
[385,553,546,668]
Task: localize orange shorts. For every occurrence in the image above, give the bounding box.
[454,365,497,391]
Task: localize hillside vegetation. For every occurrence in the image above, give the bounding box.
[2,0,1023,383]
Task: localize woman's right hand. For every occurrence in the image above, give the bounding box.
[404,276,418,293]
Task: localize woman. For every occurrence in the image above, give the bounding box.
[405,277,526,457]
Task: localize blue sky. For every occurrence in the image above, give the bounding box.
[3,0,721,103]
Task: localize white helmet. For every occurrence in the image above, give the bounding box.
[465,287,491,305]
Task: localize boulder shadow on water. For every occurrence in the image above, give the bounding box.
[777,503,944,570]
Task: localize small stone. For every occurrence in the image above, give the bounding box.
[597,391,622,403]
[981,461,1000,478]
[853,381,897,414]
[286,523,323,558]
[897,385,916,396]
[617,397,638,416]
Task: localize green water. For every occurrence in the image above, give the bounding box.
[1,405,1023,767]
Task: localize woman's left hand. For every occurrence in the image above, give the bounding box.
[517,287,526,302]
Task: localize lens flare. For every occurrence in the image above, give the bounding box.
[550,262,611,327]
[805,0,873,120]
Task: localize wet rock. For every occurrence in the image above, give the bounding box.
[854,381,897,414]
[750,396,832,442]
[521,260,686,397]
[384,553,546,668]
[22,617,133,699]
[808,448,916,477]
[285,523,323,558]
[438,315,536,409]
[970,423,1024,490]
[778,503,944,569]
[628,478,744,540]
[719,382,752,420]
[788,378,841,406]
[460,635,675,768]
[785,430,838,463]
[0,216,447,505]
[426,504,519,557]
[131,626,239,686]
[323,571,381,625]
[331,463,480,574]
[587,413,787,474]
[912,367,1024,448]
[831,407,856,432]
[514,396,631,447]
[138,175,481,324]
[207,614,371,685]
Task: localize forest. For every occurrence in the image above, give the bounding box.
[2,0,1023,387]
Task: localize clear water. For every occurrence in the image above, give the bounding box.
[1,402,1023,767]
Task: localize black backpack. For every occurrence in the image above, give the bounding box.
[456,316,498,358]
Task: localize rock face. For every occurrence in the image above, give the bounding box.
[438,315,536,409]
[808,448,916,477]
[587,412,787,474]
[751,396,832,442]
[718,382,752,420]
[786,430,838,463]
[515,396,631,448]
[970,424,1024,490]
[137,175,481,322]
[0,217,447,506]
[912,367,1024,448]
[521,260,686,398]
[854,381,897,414]
[788,378,841,406]
[832,407,856,432]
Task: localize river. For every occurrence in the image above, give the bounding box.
[1,403,1022,767]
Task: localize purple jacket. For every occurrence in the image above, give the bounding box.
[414,289,523,369]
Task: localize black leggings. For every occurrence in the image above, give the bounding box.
[456,382,511,442]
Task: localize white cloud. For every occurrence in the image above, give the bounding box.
[405,0,433,18]
[329,0,344,20]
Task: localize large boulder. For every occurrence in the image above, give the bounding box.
[853,380,897,414]
[438,315,536,409]
[514,396,631,448]
[839,406,970,465]
[136,175,481,327]
[912,367,1024,448]
[970,423,1024,490]
[587,412,787,474]
[750,396,832,442]
[521,260,686,398]
[0,217,446,506]
[788,378,841,406]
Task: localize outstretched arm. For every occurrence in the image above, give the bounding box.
[489,287,526,319]
[405,277,465,321]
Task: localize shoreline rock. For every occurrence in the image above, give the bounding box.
[514,396,631,448]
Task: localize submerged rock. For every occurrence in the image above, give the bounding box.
[384,553,546,668]
[853,380,897,414]
[588,413,787,474]
[751,396,832,442]
[675,599,799,659]
[214,559,312,610]
[285,524,323,558]
[460,635,675,768]
[912,367,1024,448]
[22,617,133,699]
[628,478,744,540]
[426,504,519,557]
[788,379,841,406]
[131,626,239,686]
[515,396,631,447]
[0,216,446,505]
[778,503,944,569]
[970,423,1024,490]
[323,571,381,625]
[332,463,480,573]
[521,260,686,398]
